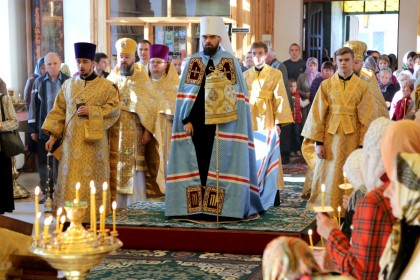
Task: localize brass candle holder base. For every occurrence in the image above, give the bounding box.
[30,200,122,280]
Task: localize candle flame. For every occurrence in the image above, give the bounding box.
[321,184,326,192]
[103,182,108,191]
[76,182,80,190]
[44,216,53,226]
[35,186,40,195]
[57,207,63,216]
[60,215,66,224]
[343,171,347,178]
[308,229,313,236]
[91,185,96,194]
[338,206,341,213]
[37,212,41,218]
[99,205,104,214]
[74,199,78,204]
[90,180,95,188]
[112,201,117,210]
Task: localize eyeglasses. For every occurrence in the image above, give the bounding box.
[149,60,166,65]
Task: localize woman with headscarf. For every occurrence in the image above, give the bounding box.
[0,94,19,214]
[23,56,45,170]
[401,51,416,77]
[379,120,420,280]
[297,57,319,127]
[24,57,45,110]
[263,236,322,280]
[364,55,379,74]
[316,117,398,280]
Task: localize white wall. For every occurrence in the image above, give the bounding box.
[273,0,303,62]
[63,0,92,75]
[0,0,27,96]
[398,0,419,69]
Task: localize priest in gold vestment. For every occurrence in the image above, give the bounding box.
[147,44,180,194]
[43,42,120,222]
[244,41,293,198]
[107,38,159,207]
[301,47,376,213]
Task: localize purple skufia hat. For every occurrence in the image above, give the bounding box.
[74,42,96,60]
[150,44,169,61]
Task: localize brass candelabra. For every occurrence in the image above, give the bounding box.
[30,199,122,280]
[8,88,30,199]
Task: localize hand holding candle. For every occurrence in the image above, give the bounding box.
[308,229,314,248]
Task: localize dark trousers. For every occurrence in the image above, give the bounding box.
[290,123,303,153]
[279,124,292,161]
[37,138,58,197]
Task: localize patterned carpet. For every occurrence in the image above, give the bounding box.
[282,157,308,176]
[87,250,262,280]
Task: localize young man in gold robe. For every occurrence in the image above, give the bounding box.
[301,47,376,213]
[43,42,120,222]
[243,41,293,206]
[107,38,159,207]
[343,40,388,118]
[147,44,180,194]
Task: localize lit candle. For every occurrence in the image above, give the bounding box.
[112,201,117,232]
[34,186,40,240]
[308,229,314,248]
[74,199,78,204]
[35,212,41,241]
[90,181,97,238]
[343,172,348,187]
[321,184,326,209]
[75,182,80,201]
[338,206,341,225]
[43,216,53,237]
[59,215,66,233]
[99,205,104,233]
[56,207,63,232]
[102,182,108,217]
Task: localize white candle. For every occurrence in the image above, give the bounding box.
[75,182,81,201]
[321,184,326,209]
[308,229,314,248]
[112,201,117,232]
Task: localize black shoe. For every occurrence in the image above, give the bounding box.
[38,197,46,204]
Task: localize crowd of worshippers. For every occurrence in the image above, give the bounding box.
[1,15,420,280]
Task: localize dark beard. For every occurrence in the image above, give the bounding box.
[120,62,134,76]
[203,44,219,56]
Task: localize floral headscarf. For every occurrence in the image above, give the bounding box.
[361,117,392,191]
[263,237,320,280]
[305,57,319,86]
[380,153,420,280]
